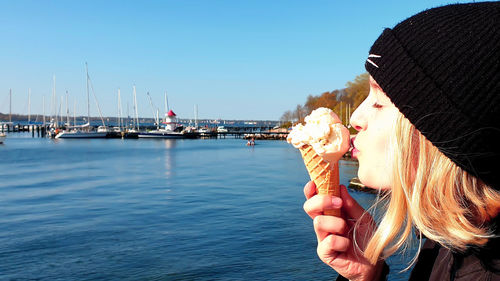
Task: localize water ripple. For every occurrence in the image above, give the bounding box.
[0,137,414,280]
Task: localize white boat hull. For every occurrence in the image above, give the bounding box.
[138,130,184,139]
[55,131,108,139]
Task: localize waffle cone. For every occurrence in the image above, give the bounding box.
[299,144,340,216]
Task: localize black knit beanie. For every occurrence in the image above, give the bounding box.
[365,2,500,190]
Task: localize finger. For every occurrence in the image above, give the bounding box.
[303,181,316,199]
[313,215,348,241]
[340,185,367,220]
[317,234,350,255]
[303,195,343,219]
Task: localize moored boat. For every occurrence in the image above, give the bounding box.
[138,109,186,139]
[55,130,107,139]
[137,129,184,139]
[55,63,108,139]
[55,123,107,139]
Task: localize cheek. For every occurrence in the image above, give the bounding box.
[357,123,394,189]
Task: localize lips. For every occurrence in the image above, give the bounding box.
[351,136,359,159]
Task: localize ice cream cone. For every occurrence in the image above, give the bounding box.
[299,144,341,216]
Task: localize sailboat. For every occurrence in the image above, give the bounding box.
[55,63,107,139]
[127,85,140,133]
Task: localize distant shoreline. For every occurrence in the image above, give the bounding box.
[0,113,280,125]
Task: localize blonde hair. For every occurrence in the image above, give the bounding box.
[363,113,500,265]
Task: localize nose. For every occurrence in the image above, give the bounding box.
[349,107,365,132]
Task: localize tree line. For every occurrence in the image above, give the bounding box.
[280,72,369,132]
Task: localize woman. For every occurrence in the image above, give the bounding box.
[303,3,500,280]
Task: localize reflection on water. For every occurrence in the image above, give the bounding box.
[163,139,176,179]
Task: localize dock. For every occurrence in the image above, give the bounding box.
[1,122,289,140]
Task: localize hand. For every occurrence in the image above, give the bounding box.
[303,181,385,281]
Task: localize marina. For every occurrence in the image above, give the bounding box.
[0,63,288,142]
[1,89,287,140]
[0,121,289,140]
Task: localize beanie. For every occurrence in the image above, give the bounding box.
[365,2,500,190]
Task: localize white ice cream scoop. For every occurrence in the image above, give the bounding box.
[287,107,350,164]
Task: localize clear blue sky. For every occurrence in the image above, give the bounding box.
[0,0,473,121]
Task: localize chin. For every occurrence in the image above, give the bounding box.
[357,168,391,190]
[357,168,372,187]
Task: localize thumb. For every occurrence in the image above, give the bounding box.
[340,185,366,220]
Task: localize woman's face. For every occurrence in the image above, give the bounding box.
[350,76,400,190]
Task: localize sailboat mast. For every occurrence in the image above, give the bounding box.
[86,62,90,127]
[28,88,31,124]
[53,75,58,128]
[146,92,156,123]
[74,99,76,127]
[194,104,198,129]
[133,85,139,131]
[118,88,122,130]
[9,89,12,123]
[127,101,130,130]
[156,109,159,130]
[66,91,69,126]
[42,96,46,126]
[59,96,63,126]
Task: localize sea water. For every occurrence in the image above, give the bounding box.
[0,135,414,280]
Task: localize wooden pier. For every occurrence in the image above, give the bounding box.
[1,123,50,138]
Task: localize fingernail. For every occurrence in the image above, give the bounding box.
[332,197,342,208]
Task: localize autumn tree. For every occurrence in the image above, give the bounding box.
[345,72,369,109]
[304,95,319,113]
[281,72,370,128]
[294,104,306,123]
[280,110,294,127]
[280,110,293,122]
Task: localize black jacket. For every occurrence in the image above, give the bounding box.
[336,216,500,281]
[407,239,500,281]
